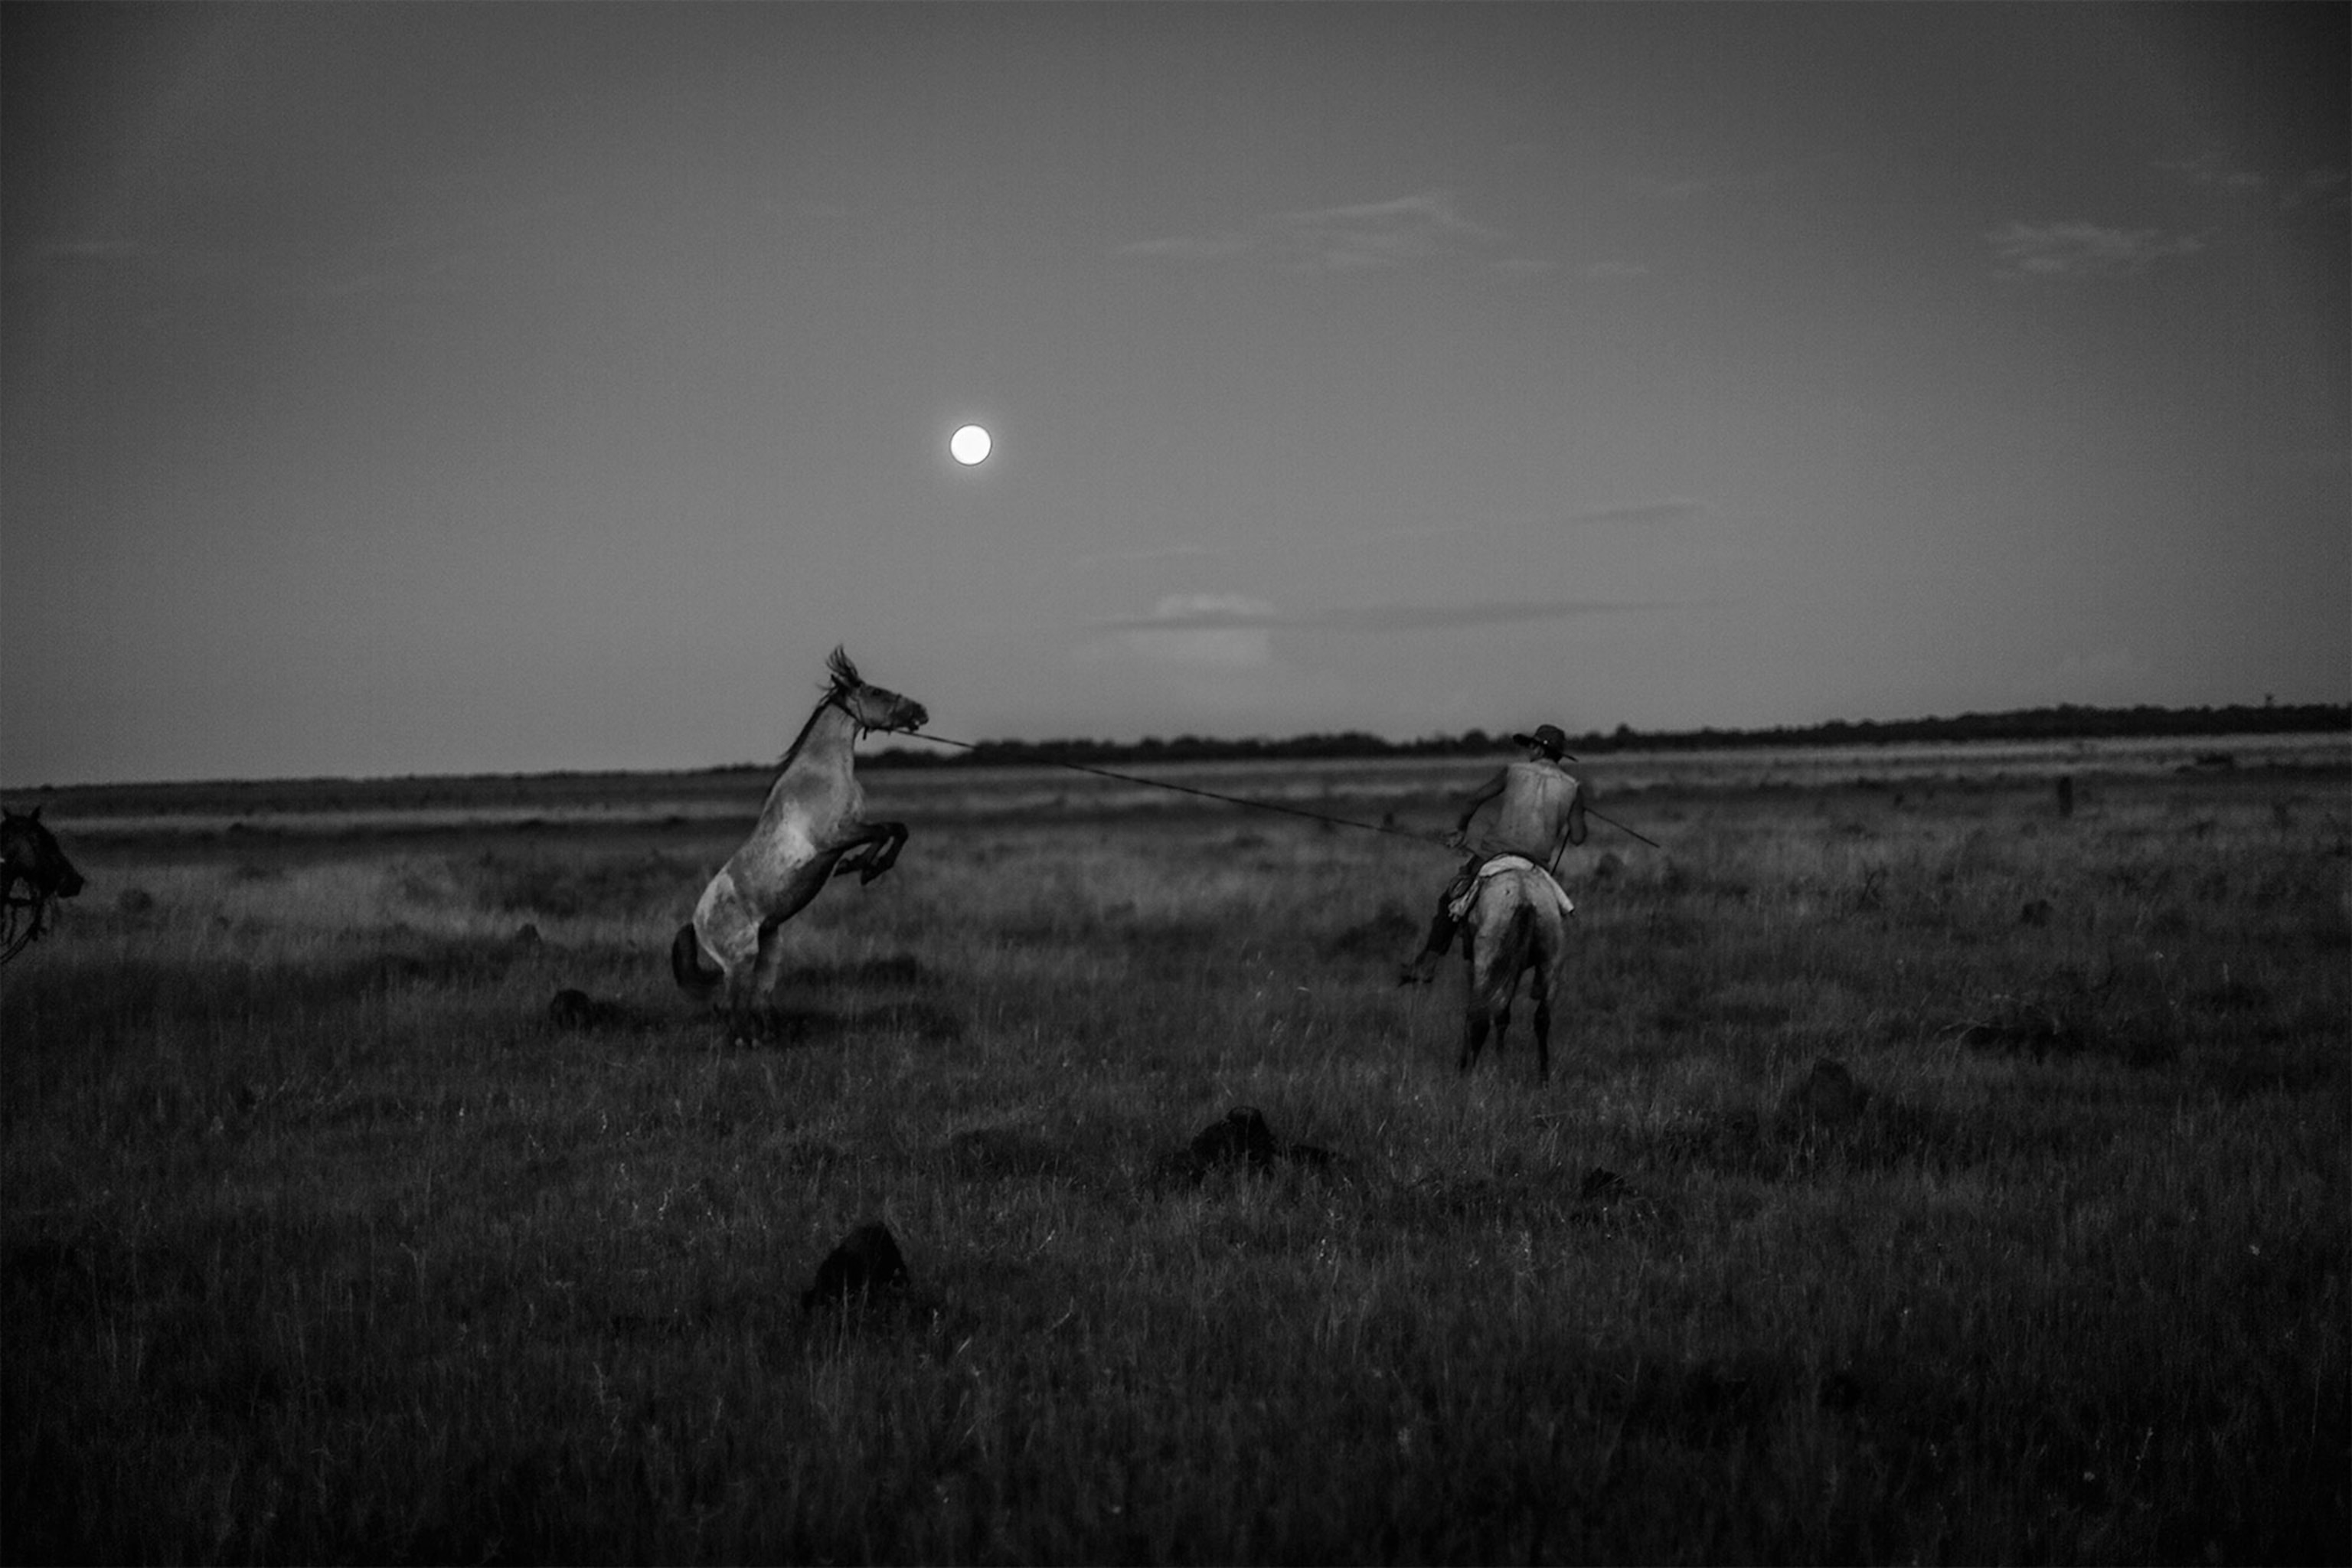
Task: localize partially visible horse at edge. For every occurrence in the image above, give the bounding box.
[2,805,85,964]
[1455,856,1571,1080]
[671,648,929,1016]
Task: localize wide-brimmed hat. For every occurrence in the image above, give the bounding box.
[1511,724,1574,760]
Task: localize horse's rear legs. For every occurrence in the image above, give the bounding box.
[1460,1003,1508,1074]
[1459,1008,1488,1074]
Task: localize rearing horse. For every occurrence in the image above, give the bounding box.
[1455,857,1570,1080]
[2,805,85,965]
[671,648,928,1014]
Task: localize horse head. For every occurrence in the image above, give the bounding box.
[1,805,84,901]
[825,645,928,737]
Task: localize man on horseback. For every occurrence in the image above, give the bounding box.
[1398,724,1586,985]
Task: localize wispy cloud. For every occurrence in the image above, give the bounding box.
[1987,221,2203,279]
[2152,152,2271,193]
[1111,235,1254,263]
[1069,541,1226,570]
[1357,497,1708,547]
[2154,153,2350,214]
[1560,498,1704,528]
[2284,167,2350,213]
[30,238,147,263]
[1073,498,1707,572]
[1095,597,1668,635]
[1111,594,1277,669]
[1115,191,1524,275]
[1614,165,1793,204]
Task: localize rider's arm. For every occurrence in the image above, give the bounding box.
[1565,781,1589,848]
[1448,769,1509,845]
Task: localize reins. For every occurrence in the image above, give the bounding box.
[879,730,1661,851]
[0,889,52,965]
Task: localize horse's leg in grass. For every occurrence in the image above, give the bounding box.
[747,916,792,1019]
[1460,1004,1488,1074]
[1532,975,1552,1082]
[1459,935,1491,1073]
[694,886,760,1020]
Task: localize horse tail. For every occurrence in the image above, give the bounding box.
[671,922,724,998]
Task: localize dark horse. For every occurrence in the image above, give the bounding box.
[2,805,84,964]
[671,648,928,1016]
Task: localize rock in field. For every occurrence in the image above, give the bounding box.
[802,1221,911,1311]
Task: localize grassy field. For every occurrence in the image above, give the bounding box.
[3,744,2347,1563]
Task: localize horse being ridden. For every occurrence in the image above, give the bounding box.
[671,648,928,1014]
[1400,723,1586,985]
[2,805,85,964]
[1457,858,1570,1080]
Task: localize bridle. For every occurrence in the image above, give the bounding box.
[827,678,921,742]
[0,860,59,966]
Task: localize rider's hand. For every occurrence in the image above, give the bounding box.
[1444,828,1468,851]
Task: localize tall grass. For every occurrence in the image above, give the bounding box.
[3,766,2345,1563]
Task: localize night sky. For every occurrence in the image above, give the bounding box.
[5,3,2344,785]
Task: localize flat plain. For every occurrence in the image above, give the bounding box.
[3,736,2346,1563]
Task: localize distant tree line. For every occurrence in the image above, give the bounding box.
[860,701,2348,770]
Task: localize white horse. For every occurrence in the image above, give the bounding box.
[1455,857,1571,1080]
[671,648,928,1015]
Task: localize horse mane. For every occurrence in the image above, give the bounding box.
[769,647,864,779]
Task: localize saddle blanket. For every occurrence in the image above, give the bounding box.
[1449,854,1575,924]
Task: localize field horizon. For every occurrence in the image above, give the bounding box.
[5,738,2346,1562]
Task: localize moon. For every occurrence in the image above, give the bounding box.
[949,424,991,466]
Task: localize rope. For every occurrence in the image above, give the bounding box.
[880,731,1662,851]
[893,732,1457,848]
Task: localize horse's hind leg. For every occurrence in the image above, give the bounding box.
[1532,982,1552,1081]
[759,916,807,1009]
[1459,1006,1489,1074]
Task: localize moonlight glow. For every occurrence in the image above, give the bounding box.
[949,424,991,465]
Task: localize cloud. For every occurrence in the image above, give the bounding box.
[1560,498,1704,527]
[1581,260,1648,281]
[2153,152,2270,192]
[1360,497,1707,547]
[2154,154,2349,214]
[1069,541,1224,570]
[1987,221,2204,279]
[31,238,145,263]
[1115,190,1523,275]
[1110,234,1254,263]
[2284,167,2350,213]
[1113,593,1276,668]
[1074,498,1706,571]
[1095,597,1666,635]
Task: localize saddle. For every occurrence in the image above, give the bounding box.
[1449,854,1574,924]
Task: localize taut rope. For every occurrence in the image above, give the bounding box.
[882,732,1661,851]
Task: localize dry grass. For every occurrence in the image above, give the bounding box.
[3,753,2346,1563]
